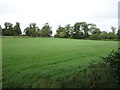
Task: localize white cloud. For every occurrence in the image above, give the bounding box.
[0,0,119,35]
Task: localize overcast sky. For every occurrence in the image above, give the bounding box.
[0,0,119,35]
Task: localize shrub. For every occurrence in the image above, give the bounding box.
[101,48,120,88]
[56,49,120,88]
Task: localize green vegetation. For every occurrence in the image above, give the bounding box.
[2,37,118,88]
[101,49,120,88]
[2,22,52,37]
[1,22,119,40]
[2,22,22,36]
[24,23,52,37]
[55,22,118,40]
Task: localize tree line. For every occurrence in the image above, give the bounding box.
[55,22,119,40]
[1,22,52,37]
[1,22,120,40]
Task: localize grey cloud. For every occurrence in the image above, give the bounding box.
[0,1,16,15]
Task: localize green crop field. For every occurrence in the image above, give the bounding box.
[2,37,118,88]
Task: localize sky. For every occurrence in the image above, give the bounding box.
[0,0,119,35]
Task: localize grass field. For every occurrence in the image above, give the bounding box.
[2,37,118,88]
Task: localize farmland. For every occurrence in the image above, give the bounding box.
[2,37,118,88]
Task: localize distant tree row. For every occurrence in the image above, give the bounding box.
[2,22,52,37]
[2,22,22,36]
[55,22,119,40]
[24,23,52,37]
[1,22,120,40]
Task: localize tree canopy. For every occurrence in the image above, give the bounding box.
[40,23,52,37]
[55,22,118,40]
[1,22,118,40]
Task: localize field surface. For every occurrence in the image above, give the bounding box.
[2,37,118,88]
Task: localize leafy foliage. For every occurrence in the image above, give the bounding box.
[53,49,120,88]
[1,22,118,40]
[24,23,39,37]
[2,22,13,36]
[24,23,52,37]
[40,23,52,37]
[13,22,22,36]
[2,22,22,36]
[101,48,120,87]
[55,22,117,40]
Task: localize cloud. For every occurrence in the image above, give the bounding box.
[0,0,16,15]
[0,0,119,35]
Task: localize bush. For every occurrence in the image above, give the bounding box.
[55,49,120,88]
[101,48,120,88]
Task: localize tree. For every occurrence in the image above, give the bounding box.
[80,22,90,38]
[64,24,71,38]
[88,23,97,34]
[40,23,52,37]
[24,23,39,37]
[55,24,72,38]
[99,31,108,39]
[2,22,13,36]
[54,25,65,38]
[13,22,22,36]
[55,22,101,39]
[69,26,75,38]
[110,26,117,39]
[73,22,82,39]
[111,26,116,35]
[106,26,117,39]
[73,22,98,39]
[88,24,101,40]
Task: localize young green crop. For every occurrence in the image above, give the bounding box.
[2,37,118,88]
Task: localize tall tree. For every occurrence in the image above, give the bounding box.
[89,28,101,40]
[2,22,13,36]
[64,24,71,38]
[80,22,90,38]
[72,22,86,39]
[24,23,39,37]
[106,26,117,39]
[40,23,52,37]
[55,24,72,38]
[55,25,65,38]
[13,22,22,36]
[73,22,82,39]
[111,26,116,35]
